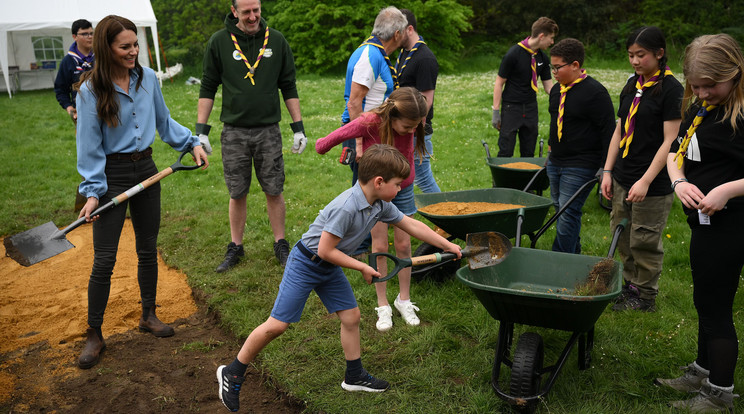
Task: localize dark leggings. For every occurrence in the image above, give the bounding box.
[689,209,744,387]
[87,158,161,328]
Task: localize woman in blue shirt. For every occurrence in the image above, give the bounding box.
[75,15,209,370]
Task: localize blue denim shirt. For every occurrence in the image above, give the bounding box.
[75,67,198,198]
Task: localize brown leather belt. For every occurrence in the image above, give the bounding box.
[106,147,152,162]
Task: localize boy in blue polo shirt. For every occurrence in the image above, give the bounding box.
[216,144,461,412]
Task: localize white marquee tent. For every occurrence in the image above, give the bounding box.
[0,0,162,97]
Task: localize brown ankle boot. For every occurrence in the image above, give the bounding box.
[138,307,175,337]
[78,328,105,369]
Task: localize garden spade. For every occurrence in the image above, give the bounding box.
[369,231,512,282]
[4,151,202,267]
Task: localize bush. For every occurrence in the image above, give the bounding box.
[268,0,472,74]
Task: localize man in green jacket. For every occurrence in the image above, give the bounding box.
[197,0,306,271]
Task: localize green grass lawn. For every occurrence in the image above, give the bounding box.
[2,62,743,413]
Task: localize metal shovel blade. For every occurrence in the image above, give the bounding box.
[463,231,512,270]
[3,221,74,267]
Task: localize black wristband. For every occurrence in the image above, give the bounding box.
[290,120,304,134]
[195,123,211,136]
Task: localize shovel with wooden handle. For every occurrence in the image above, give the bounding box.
[4,150,202,267]
[369,231,512,283]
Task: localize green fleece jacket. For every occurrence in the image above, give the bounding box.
[200,14,299,127]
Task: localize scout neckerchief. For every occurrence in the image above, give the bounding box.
[396,36,425,76]
[557,69,587,141]
[68,42,94,70]
[361,35,398,89]
[673,101,717,168]
[230,25,269,86]
[618,67,674,157]
[517,37,539,93]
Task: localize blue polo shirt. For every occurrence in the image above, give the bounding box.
[301,183,404,255]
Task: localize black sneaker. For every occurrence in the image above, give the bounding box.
[217,365,244,412]
[613,283,639,304]
[273,239,290,266]
[341,370,389,392]
[612,295,656,312]
[216,242,244,273]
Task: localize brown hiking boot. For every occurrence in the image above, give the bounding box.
[138,307,175,337]
[78,327,105,369]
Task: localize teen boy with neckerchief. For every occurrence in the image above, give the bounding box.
[397,8,440,193]
[55,19,94,124]
[198,0,307,271]
[492,17,557,157]
[546,38,615,254]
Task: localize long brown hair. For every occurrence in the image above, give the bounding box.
[367,87,428,161]
[76,15,143,127]
[682,34,744,132]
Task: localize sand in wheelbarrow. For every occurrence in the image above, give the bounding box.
[419,201,525,215]
[499,161,542,170]
[574,258,616,296]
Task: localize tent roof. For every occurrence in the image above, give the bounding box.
[0,0,157,31]
[0,0,161,98]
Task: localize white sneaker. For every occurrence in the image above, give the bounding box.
[375,305,393,332]
[394,297,420,326]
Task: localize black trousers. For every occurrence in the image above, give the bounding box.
[88,157,161,328]
[689,208,744,386]
[497,100,539,157]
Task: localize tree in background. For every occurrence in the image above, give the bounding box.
[150,0,742,73]
[268,0,472,74]
[150,0,228,67]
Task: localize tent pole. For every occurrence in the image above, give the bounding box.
[151,24,163,87]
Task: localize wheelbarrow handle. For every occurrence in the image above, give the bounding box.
[56,150,202,238]
[607,218,628,258]
[481,139,492,159]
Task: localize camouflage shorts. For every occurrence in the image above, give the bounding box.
[221,123,284,198]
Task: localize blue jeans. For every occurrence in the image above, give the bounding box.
[414,134,440,193]
[546,162,596,254]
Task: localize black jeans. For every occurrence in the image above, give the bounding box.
[689,208,744,386]
[88,157,161,328]
[497,101,539,157]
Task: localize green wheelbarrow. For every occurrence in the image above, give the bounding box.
[455,220,626,413]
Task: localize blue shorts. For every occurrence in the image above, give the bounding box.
[270,242,358,323]
[392,184,417,216]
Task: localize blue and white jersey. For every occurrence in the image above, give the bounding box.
[341,44,395,123]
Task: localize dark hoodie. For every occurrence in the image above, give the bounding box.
[200,14,298,127]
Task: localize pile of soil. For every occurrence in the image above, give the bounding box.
[575,258,616,296]
[419,201,524,216]
[0,220,302,413]
[499,161,542,170]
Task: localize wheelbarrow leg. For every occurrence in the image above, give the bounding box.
[492,322,514,390]
[577,327,595,370]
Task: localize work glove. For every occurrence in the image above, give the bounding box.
[195,123,213,155]
[290,121,307,154]
[491,108,501,130]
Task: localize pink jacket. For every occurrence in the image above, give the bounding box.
[315,112,415,188]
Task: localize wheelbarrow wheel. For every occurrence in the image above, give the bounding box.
[510,332,544,413]
[411,242,460,283]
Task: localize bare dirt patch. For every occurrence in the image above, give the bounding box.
[1,220,303,413]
